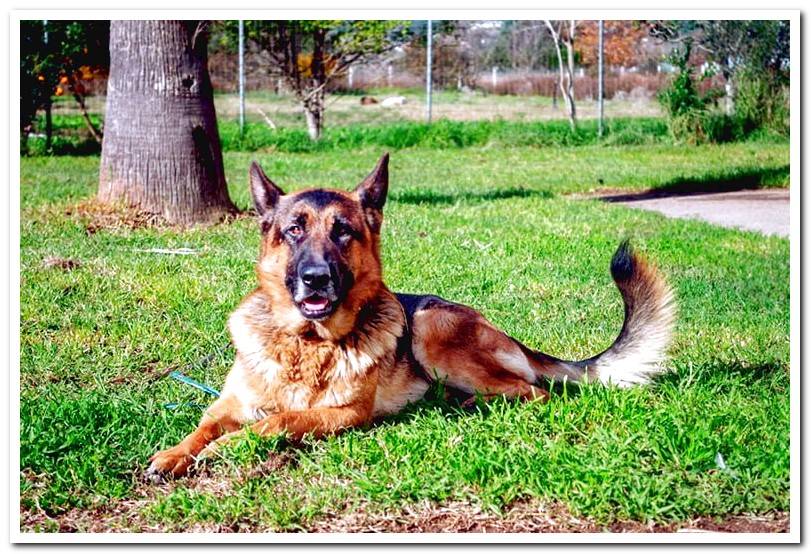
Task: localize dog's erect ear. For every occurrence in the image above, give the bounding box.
[250,161,284,216]
[355,153,389,213]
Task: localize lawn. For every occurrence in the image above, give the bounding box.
[19,137,790,532]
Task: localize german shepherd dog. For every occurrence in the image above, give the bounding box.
[146,154,675,480]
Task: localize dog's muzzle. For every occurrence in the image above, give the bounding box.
[293,260,341,320]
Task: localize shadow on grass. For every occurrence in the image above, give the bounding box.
[601,165,789,203]
[378,358,787,429]
[653,360,787,389]
[391,187,553,206]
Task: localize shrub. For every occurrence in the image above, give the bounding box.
[657,43,740,144]
[734,68,790,137]
[216,117,672,153]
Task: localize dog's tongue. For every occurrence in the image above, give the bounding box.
[303,296,329,311]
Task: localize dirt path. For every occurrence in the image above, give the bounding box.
[600,189,789,238]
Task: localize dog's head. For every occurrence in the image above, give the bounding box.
[249,154,389,330]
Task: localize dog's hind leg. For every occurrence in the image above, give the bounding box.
[404,242,675,394]
[408,297,553,404]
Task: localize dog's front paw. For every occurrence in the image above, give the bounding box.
[144,446,194,483]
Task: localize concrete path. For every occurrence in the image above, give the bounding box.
[602,189,789,238]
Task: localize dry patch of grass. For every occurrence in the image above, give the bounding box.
[20,495,788,534]
[41,256,82,271]
[308,501,788,533]
[64,199,162,234]
[31,199,254,235]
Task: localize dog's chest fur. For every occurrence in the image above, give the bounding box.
[222,289,424,420]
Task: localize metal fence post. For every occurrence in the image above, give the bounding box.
[598,19,604,137]
[426,20,433,123]
[43,19,52,150]
[238,20,245,136]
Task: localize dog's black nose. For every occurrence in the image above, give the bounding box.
[300,264,331,290]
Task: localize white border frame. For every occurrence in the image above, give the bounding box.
[7,8,802,545]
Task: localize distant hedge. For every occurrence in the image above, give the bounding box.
[25,114,786,157]
[218,117,672,152]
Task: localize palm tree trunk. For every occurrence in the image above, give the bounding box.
[98,20,236,225]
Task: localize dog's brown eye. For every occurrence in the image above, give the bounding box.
[286,225,303,238]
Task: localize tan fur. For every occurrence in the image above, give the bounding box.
[146,156,675,480]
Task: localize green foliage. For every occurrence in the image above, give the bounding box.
[731,20,790,136]
[657,43,739,145]
[735,72,789,136]
[654,20,790,140]
[210,20,409,56]
[19,20,109,152]
[656,46,705,119]
[329,20,411,54]
[20,21,58,135]
[718,21,790,136]
[193,118,672,153]
[29,115,677,156]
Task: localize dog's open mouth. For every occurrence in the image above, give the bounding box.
[299,294,333,319]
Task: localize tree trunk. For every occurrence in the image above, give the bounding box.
[303,100,323,141]
[44,99,53,151]
[552,71,558,108]
[545,20,577,131]
[98,20,236,225]
[302,28,326,141]
[563,22,578,131]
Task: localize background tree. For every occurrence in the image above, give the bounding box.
[577,20,649,68]
[544,20,579,131]
[650,19,789,131]
[406,20,467,89]
[98,20,236,225]
[213,20,409,140]
[485,21,555,71]
[20,20,109,152]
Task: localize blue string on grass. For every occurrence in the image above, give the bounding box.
[163,402,211,411]
[161,344,228,410]
[168,370,221,398]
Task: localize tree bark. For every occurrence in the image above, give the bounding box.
[564,20,578,130]
[302,27,327,140]
[302,79,325,141]
[98,20,236,225]
[44,99,53,151]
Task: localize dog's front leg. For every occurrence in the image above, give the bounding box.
[200,403,373,459]
[251,403,373,439]
[146,394,246,480]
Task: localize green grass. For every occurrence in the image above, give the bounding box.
[20,142,789,212]
[19,143,789,531]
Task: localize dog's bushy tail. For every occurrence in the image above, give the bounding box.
[528,240,676,387]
